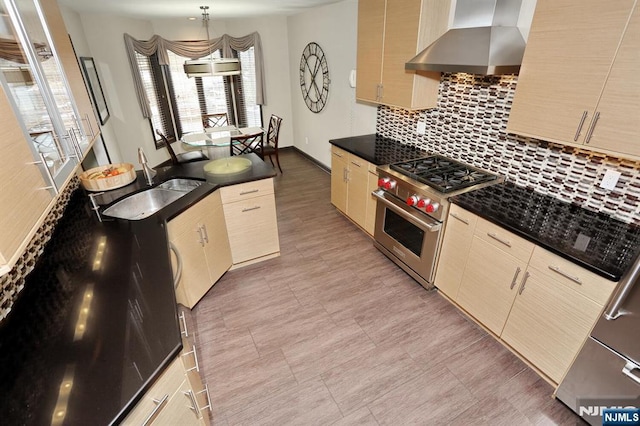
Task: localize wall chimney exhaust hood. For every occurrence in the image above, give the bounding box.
[406,0,526,75]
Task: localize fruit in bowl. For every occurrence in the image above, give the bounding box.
[80,163,136,191]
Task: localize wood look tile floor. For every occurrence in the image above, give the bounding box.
[193,149,584,425]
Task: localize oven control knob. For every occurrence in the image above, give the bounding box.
[377,178,387,188]
[425,202,440,213]
[384,179,396,190]
[407,195,419,206]
[417,198,430,208]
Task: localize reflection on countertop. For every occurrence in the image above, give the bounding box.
[329,134,428,165]
[450,181,640,281]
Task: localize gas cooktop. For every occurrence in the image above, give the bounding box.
[390,155,499,193]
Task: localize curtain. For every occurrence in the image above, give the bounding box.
[123,32,266,119]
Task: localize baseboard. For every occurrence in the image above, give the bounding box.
[289,147,330,173]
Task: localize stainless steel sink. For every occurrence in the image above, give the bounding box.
[102,179,202,220]
[157,178,203,192]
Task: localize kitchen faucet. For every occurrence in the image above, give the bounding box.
[138,147,156,186]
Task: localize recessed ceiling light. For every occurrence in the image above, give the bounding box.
[188,17,197,20]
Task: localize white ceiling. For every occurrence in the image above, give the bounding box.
[57,0,345,20]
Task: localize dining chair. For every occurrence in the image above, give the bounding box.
[230,132,264,158]
[202,112,229,128]
[155,129,208,167]
[257,114,283,173]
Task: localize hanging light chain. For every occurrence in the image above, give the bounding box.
[200,5,212,60]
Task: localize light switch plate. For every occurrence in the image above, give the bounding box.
[600,170,621,190]
[416,121,426,135]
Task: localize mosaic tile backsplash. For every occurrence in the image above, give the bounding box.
[376,73,640,226]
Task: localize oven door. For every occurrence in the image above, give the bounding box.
[372,190,442,285]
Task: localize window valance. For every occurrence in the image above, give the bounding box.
[123,32,266,119]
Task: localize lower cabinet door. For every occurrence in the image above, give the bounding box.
[501,268,603,383]
[170,226,210,308]
[202,200,232,284]
[224,193,279,264]
[456,236,527,336]
[154,380,203,425]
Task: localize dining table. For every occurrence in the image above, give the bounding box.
[181,125,264,159]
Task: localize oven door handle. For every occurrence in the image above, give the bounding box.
[372,190,442,232]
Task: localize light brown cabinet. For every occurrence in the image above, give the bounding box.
[434,204,478,300]
[437,206,617,384]
[220,178,280,266]
[356,0,450,110]
[330,146,378,236]
[507,0,640,158]
[0,86,53,276]
[168,191,232,309]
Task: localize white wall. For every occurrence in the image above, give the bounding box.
[287,0,377,168]
[60,0,375,169]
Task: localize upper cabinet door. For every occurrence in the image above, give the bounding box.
[585,2,640,156]
[507,0,636,147]
[355,0,385,103]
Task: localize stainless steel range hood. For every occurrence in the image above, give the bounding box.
[406,0,526,75]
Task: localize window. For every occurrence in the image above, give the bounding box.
[137,48,262,148]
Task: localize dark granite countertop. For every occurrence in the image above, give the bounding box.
[450,181,640,281]
[329,134,428,165]
[0,153,277,425]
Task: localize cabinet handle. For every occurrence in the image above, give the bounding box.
[487,232,512,248]
[83,113,95,138]
[196,227,205,247]
[332,151,344,158]
[178,311,189,337]
[169,242,183,288]
[510,267,521,290]
[547,265,582,285]
[574,110,588,141]
[368,169,378,176]
[584,111,600,144]
[450,213,469,225]
[623,361,640,385]
[518,271,530,295]
[31,153,59,194]
[239,189,259,195]
[142,394,169,426]
[182,344,200,372]
[184,389,202,419]
[198,384,212,412]
[201,224,209,244]
[242,206,261,213]
[345,168,350,183]
[350,161,362,168]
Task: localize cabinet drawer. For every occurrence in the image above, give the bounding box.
[223,194,279,264]
[529,246,617,306]
[475,217,535,263]
[331,145,347,158]
[121,357,185,425]
[220,178,274,204]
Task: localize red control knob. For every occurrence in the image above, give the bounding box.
[417,198,430,208]
[425,202,440,213]
[384,180,396,190]
[377,178,386,188]
[407,196,419,206]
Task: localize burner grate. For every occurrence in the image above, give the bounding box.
[390,155,497,193]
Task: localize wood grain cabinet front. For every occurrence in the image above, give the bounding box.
[436,205,618,384]
[330,146,378,236]
[220,178,280,266]
[356,0,450,110]
[168,191,232,309]
[507,0,640,158]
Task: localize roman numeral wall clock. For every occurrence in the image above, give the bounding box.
[299,42,330,113]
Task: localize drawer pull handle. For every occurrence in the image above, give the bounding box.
[584,111,600,144]
[623,361,640,385]
[510,267,521,290]
[240,189,259,195]
[548,265,582,285]
[368,169,378,176]
[182,344,200,372]
[201,224,209,244]
[142,394,169,426]
[196,227,205,247]
[242,206,261,213]
[178,311,189,337]
[450,213,469,225]
[332,151,344,158]
[518,271,530,295]
[487,232,512,248]
[574,110,588,141]
[197,384,212,412]
[184,389,202,419]
[350,161,362,167]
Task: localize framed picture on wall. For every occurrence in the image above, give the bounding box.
[79,57,110,125]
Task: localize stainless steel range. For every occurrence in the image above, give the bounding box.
[373,154,502,289]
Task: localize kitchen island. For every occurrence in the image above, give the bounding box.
[0,153,276,425]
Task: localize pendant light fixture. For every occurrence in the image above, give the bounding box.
[183,5,241,77]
